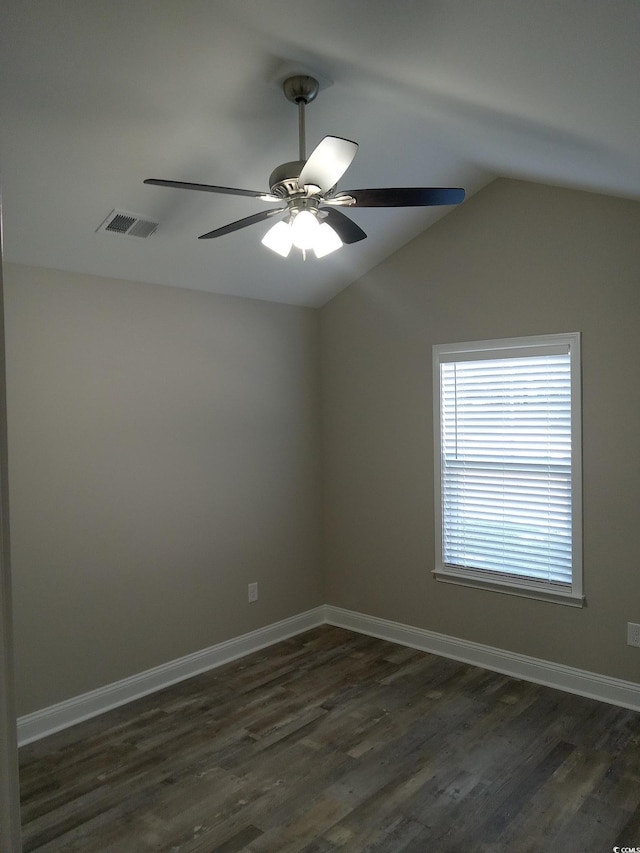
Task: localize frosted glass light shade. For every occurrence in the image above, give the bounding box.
[313,222,343,258]
[290,210,320,250]
[261,211,344,259]
[261,220,293,257]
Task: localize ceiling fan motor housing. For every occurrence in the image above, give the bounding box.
[269,160,307,198]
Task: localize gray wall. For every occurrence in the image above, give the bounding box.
[321,178,640,683]
[5,264,323,715]
[6,177,640,717]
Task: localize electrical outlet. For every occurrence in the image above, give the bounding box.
[627,622,640,647]
[248,582,258,603]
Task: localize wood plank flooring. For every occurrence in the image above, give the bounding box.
[18,626,640,852]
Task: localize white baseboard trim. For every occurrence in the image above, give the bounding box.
[324,605,640,713]
[18,603,640,745]
[17,607,325,746]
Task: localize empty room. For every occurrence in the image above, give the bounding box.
[1,2,639,851]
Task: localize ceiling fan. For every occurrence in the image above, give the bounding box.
[144,75,465,259]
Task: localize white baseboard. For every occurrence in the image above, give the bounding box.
[17,607,325,746]
[324,605,640,713]
[18,603,640,745]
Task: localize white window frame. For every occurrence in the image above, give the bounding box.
[433,332,583,606]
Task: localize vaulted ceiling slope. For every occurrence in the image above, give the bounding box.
[1,1,638,307]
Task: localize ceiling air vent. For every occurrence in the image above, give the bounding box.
[96,210,158,239]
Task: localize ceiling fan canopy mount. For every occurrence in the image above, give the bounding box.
[144,73,465,259]
[282,74,319,106]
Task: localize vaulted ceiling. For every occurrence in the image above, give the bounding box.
[1,1,638,306]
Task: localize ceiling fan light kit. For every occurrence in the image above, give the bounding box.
[144,75,465,259]
[262,209,344,259]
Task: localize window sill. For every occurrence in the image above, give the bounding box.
[432,569,585,608]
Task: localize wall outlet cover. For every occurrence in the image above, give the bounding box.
[627,622,640,647]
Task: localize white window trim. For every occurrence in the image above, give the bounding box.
[432,332,584,607]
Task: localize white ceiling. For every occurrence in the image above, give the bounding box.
[1,0,639,307]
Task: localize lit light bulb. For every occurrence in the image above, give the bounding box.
[262,211,343,259]
[313,223,343,258]
[290,209,320,250]
[261,220,293,257]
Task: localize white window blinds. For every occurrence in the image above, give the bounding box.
[434,334,582,602]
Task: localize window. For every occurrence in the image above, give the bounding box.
[433,333,583,605]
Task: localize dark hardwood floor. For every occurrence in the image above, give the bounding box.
[18,626,640,852]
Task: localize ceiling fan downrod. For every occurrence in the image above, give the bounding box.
[282,75,319,162]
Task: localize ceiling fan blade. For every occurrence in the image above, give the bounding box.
[298,136,358,193]
[198,208,287,240]
[320,207,367,244]
[328,187,466,207]
[144,178,278,201]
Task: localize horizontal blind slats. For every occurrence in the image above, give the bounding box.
[440,351,573,587]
